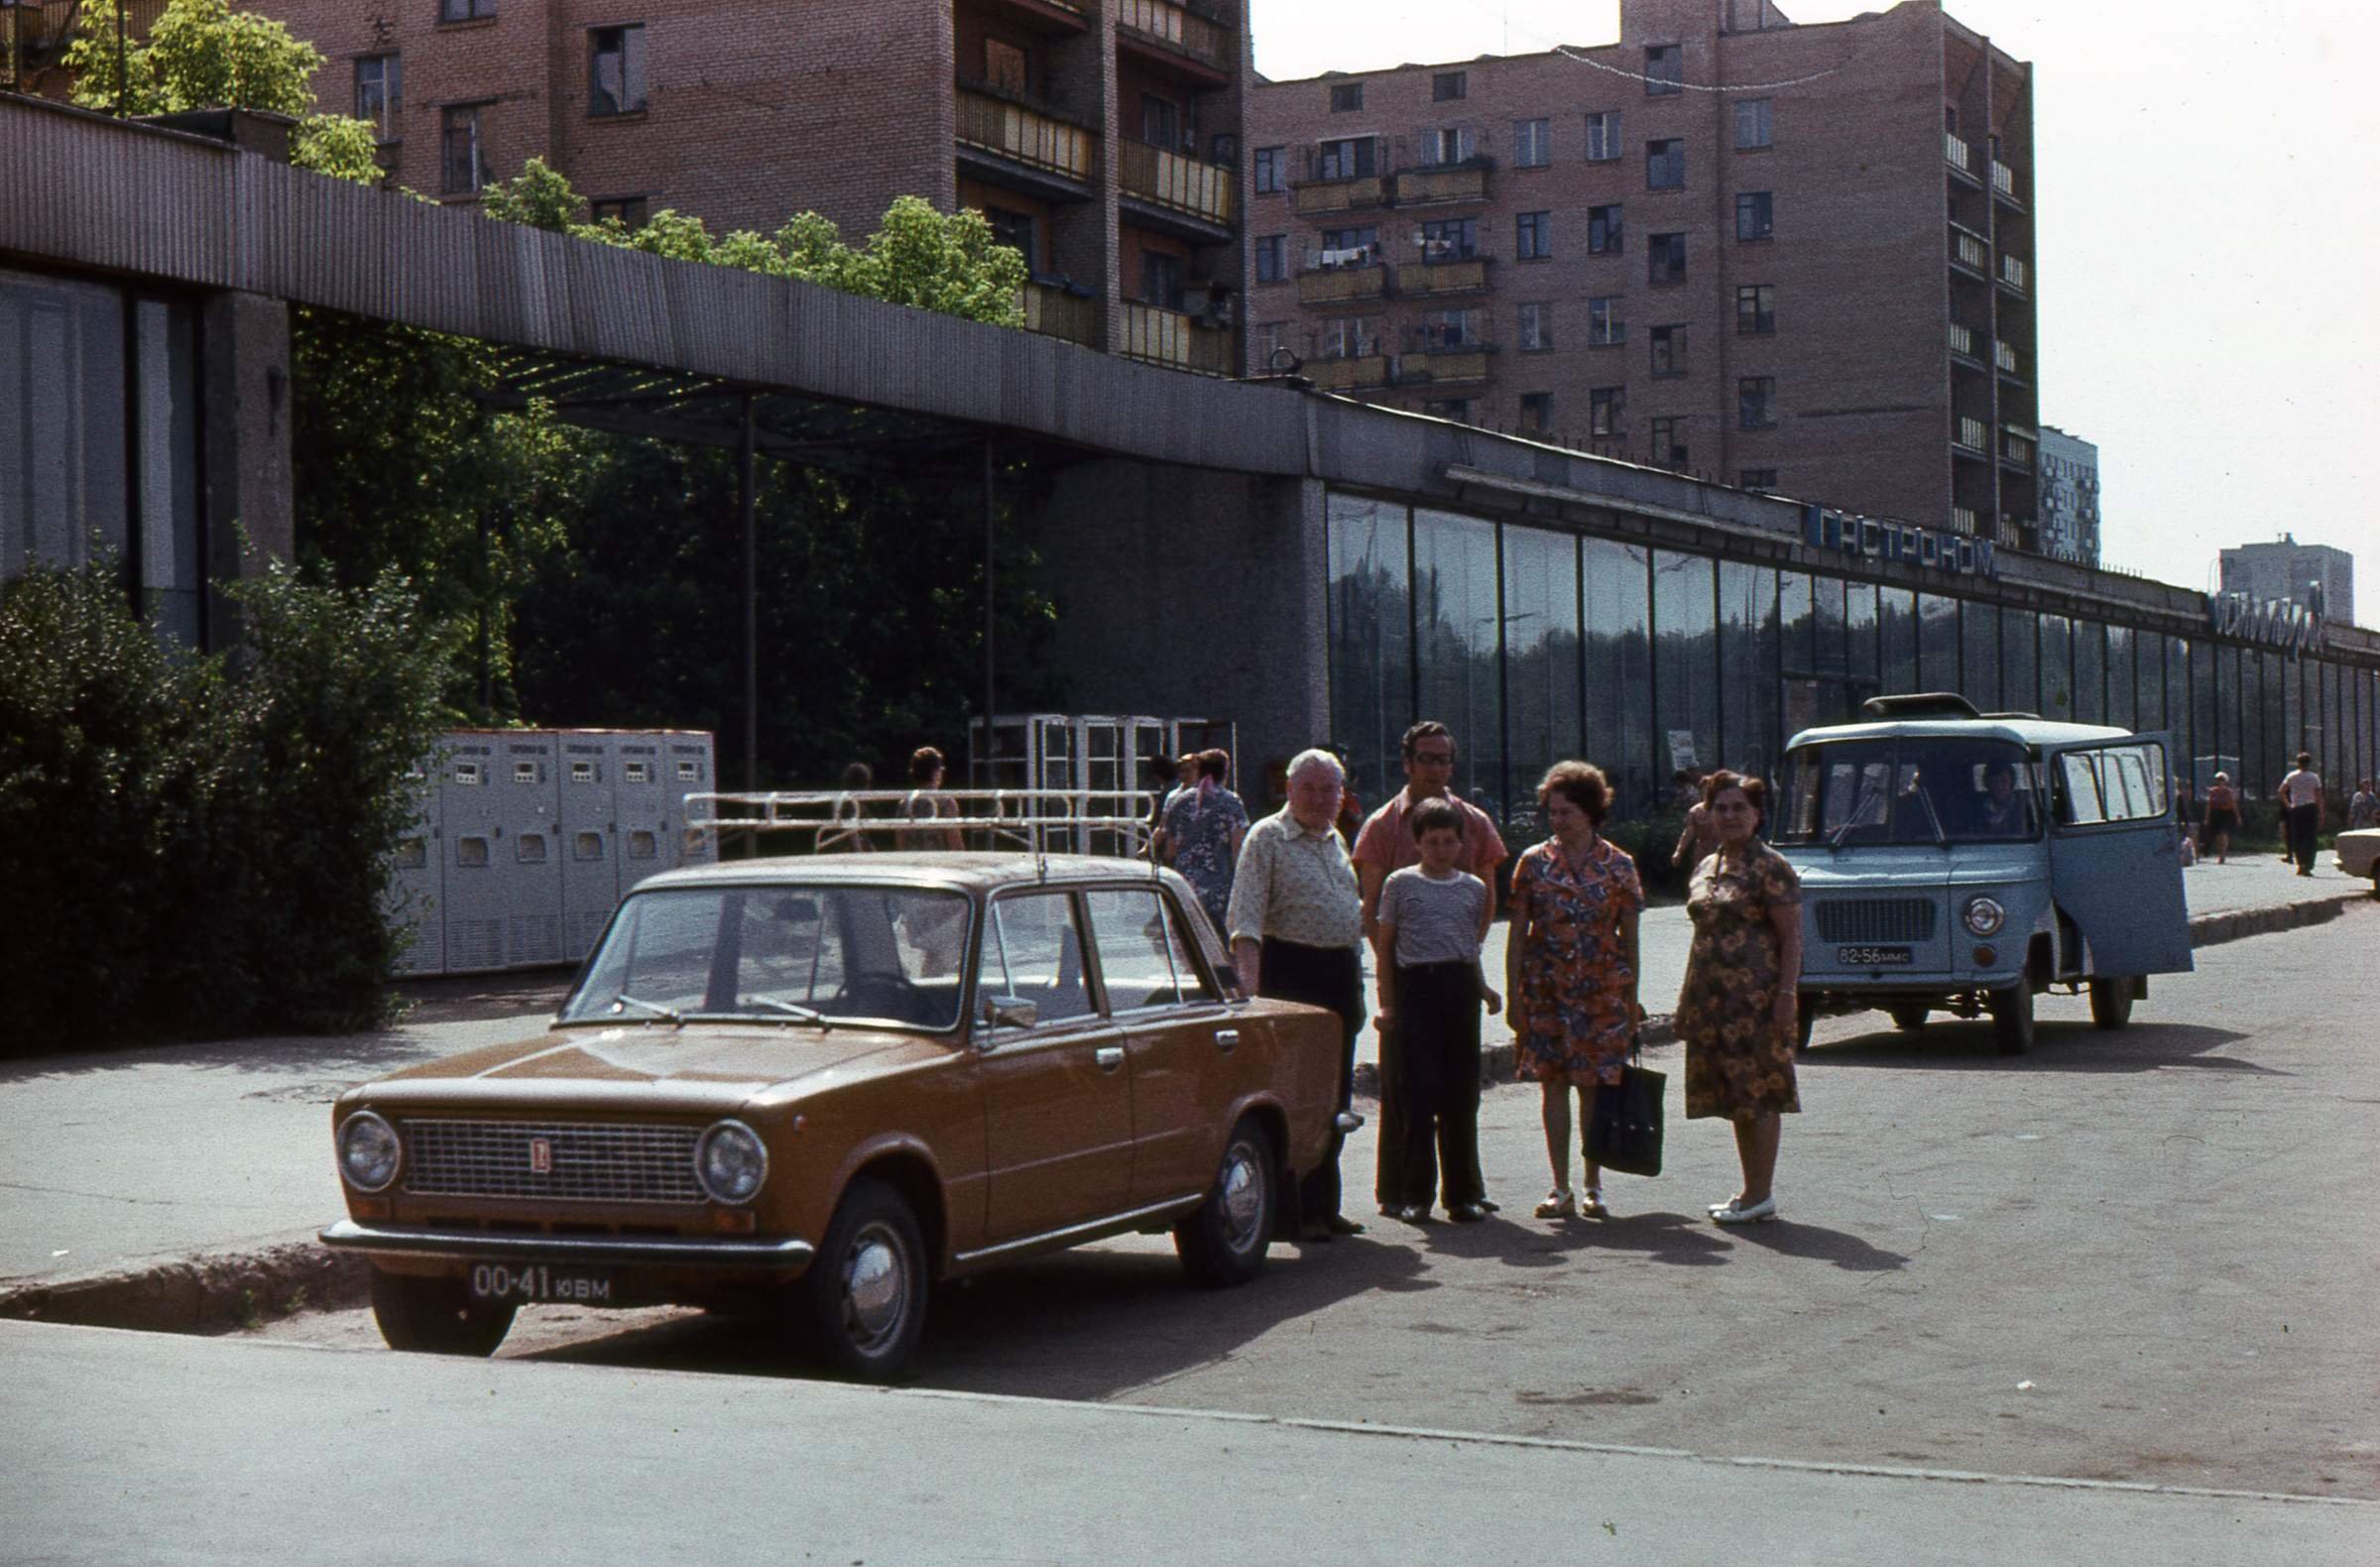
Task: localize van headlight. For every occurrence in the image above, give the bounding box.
[337,1110,402,1192]
[1963,896,2006,937]
[696,1120,769,1204]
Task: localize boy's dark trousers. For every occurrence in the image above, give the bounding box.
[2287,803,2320,873]
[1379,960,1485,1210]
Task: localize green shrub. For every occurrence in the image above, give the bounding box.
[0,558,450,1052]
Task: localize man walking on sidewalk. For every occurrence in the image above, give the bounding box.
[2280,752,2324,877]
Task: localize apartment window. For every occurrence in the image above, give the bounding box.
[1329,81,1365,112]
[1741,467,1779,491]
[1650,418,1688,470]
[1139,251,1185,310]
[1648,231,1686,285]
[1588,203,1623,255]
[1735,97,1773,150]
[1253,234,1287,283]
[1736,282,1775,334]
[1418,216,1477,260]
[440,103,491,193]
[1320,225,1378,255]
[590,195,648,229]
[1586,109,1622,162]
[1736,190,1773,241]
[354,54,400,142]
[1651,322,1687,376]
[1515,210,1551,261]
[1250,320,1289,370]
[589,25,646,117]
[986,206,1037,268]
[1419,126,1475,166]
[1253,146,1286,193]
[1592,386,1626,436]
[1520,392,1554,432]
[984,38,1028,95]
[1417,306,1483,348]
[1645,45,1682,95]
[1314,136,1376,181]
[1516,301,1552,350]
[1513,117,1550,169]
[1588,296,1623,346]
[1647,138,1685,190]
[1319,315,1380,358]
[1423,398,1472,421]
[440,0,495,20]
[1433,70,1467,101]
[1142,93,1181,150]
[1739,375,1778,428]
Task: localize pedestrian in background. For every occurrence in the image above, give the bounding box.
[2350,778,2379,831]
[2280,752,2324,877]
[1671,771,1721,874]
[1676,772,1803,1226]
[1506,762,1642,1222]
[1158,749,1249,934]
[901,746,965,851]
[1355,721,1508,1218]
[1370,797,1501,1224]
[1227,748,1368,1242]
[2202,772,2239,864]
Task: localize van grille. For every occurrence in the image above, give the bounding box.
[1813,899,1938,944]
[400,1119,704,1204]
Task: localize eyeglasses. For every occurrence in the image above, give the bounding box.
[1411,751,1457,767]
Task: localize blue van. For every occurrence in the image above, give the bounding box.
[1774,694,2194,1053]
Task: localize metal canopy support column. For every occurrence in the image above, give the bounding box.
[741,396,758,803]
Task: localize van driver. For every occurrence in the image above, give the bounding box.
[1977,763,2026,834]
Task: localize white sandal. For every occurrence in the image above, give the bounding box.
[1534,1187,1577,1219]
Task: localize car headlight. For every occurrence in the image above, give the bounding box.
[337,1110,401,1192]
[1963,896,2006,937]
[696,1120,768,1204]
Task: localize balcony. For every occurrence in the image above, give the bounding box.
[1993,339,2021,378]
[1948,322,1979,361]
[1397,340,1494,385]
[1115,0,1230,77]
[1119,139,1235,227]
[1952,506,1981,536]
[1118,301,1235,376]
[1017,282,1099,346]
[1395,160,1492,206]
[1950,223,1989,276]
[1991,160,2021,203]
[1997,254,2028,294]
[1297,261,1390,304]
[1996,515,2030,548]
[956,87,1097,186]
[1945,133,1974,177]
[1401,256,1490,297]
[1306,354,1393,391]
[1999,427,2035,470]
[1294,175,1388,215]
[1955,416,1989,452]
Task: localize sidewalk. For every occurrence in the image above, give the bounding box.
[0,854,2366,1328]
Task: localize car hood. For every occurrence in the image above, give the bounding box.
[344,1025,955,1114]
[1781,848,2040,891]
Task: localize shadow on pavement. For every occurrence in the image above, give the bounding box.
[1803,1020,2266,1074]
[1414,1208,1733,1268]
[1718,1217,1911,1272]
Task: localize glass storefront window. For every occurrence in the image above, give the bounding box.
[2106,625,2135,731]
[2074,619,2105,726]
[2038,612,2074,721]
[2002,607,2037,715]
[1503,528,1582,842]
[1414,508,1504,820]
[1720,561,1777,785]
[2282,656,2304,778]
[1844,580,1879,692]
[1654,550,1719,787]
[2220,647,2246,794]
[2135,631,2164,736]
[1879,586,1918,695]
[1919,593,1960,693]
[1583,538,1652,817]
[1961,600,2000,712]
[1777,571,1813,677]
[1326,494,1412,808]
[1812,573,1847,680]
[2199,642,2224,792]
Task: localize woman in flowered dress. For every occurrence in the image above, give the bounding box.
[1158,750,1249,933]
[1505,762,1642,1221]
[1676,771,1804,1225]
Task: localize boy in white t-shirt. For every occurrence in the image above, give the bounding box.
[1372,798,1501,1224]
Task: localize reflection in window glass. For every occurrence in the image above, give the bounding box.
[1777,571,1813,676]
[2038,612,2073,721]
[1779,737,2038,844]
[1654,551,1719,782]
[1961,600,1999,712]
[1584,539,1652,816]
[2195,641,2219,791]
[1415,509,1504,821]
[2002,607,2037,715]
[1504,528,1582,842]
[2075,619,2105,726]
[1876,587,1917,695]
[1085,888,1182,1012]
[981,892,1091,1024]
[1812,573,1846,679]
[2240,651,2264,796]
[1327,495,1412,810]
[2106,625,2136,731]
[2281,656,2302,780]
[1844,580,1879,691]
[1919,594,1960,693]
[2135,631,2164,735]
[1720,562,1777,784]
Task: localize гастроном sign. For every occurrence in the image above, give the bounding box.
[1801,505,1996,579]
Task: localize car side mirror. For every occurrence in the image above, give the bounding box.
[984,995,1038,1029]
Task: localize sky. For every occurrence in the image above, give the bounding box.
[1250,0,2379,616]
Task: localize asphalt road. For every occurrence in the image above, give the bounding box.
[241,901,2380,1506]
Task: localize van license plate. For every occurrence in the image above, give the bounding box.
[1838,945,1913,967]
[468,1263,613,1303]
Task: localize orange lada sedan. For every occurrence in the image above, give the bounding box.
[321,855,1346,1379]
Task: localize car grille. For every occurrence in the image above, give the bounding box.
[400,1119,704,1204]
[1813,899,1938,944]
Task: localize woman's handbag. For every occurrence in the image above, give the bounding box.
[1587,1034,1665,1177]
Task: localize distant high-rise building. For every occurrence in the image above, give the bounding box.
[2220,536,2355,626]
[2037,425,2098,566]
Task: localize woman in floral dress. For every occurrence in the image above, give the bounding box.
[1676,771,1804,1225]
[1505,762,1642,1220]
[1159,750,1249,932]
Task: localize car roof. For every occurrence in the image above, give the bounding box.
[634,852,1193,897]
[1786,717,2136,750]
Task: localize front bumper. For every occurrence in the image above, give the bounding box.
[319,1218,815,1270]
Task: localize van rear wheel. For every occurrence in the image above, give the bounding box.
[2087,978,2135,1030]
[1886,1002,1931,1033]
[1986,982,2033,1055]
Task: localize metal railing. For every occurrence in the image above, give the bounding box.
[1119,138,1235,224]
[1018,282,1099,346]
[1945,133,1971,173]
[1948,322,1973,358]
[1119,301,1235,376]
[1952,506,1981,535]
[1115,0,1228,68]
[1951,226,1989,272]
[1999,254,2027,292]
[956,87,1097,183]
[1994,339,2019,376]
[1991,160,2017,198]
[1957,416,1989,451]
[2000,429,2035,469]
[688,788,1157,859]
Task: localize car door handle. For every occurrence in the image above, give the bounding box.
[1214,1028,1240,1053]
[1095,1046,1126,1072]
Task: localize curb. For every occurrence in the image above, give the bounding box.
[0,1234,369,1338]
[2186,888,2365,949]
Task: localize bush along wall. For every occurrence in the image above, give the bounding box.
[0,557,451,1052]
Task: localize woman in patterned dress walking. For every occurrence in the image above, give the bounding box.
[1675,771,1804,1225]
[1505,762,1643,1220]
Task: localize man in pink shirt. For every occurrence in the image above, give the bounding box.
[1355,722,1509,1214]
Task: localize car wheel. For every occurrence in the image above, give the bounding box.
[1887,1002,1931,1033]
[2087,977,2135,1030]
[1986,982,2033,1055]
[799,1178,927,1381]
[368,1268,517,1357]
[1174,1117,1277,1289]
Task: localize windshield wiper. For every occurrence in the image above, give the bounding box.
[745,996,830,1025]
[1913,788,1949,848]
[1828,780,1886,851]
[606,994,683,1025]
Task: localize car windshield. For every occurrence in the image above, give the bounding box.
[1778,737,2041,846]
[558,885,972,1029]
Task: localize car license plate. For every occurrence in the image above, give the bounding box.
[1838,945,1914,967]
[467,1263,613,1303]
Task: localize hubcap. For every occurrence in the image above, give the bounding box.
[842,1225,908,1349]
[1220,1143,1265,1252]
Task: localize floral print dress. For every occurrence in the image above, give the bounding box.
[1677,839,1803,1122]
[1508,835,1643,1085]
[1162,785,1249,930]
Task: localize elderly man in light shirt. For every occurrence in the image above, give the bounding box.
[1228,748,1368,1241]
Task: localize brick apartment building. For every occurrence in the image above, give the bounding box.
[206,0,1250,375]
[1247,0,2044,549]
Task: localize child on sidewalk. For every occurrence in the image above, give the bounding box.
[1372,798,1501,1223]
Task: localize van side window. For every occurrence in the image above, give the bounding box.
[2059,744,2167,826]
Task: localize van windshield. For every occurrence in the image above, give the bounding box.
[1779,738,2040,847]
